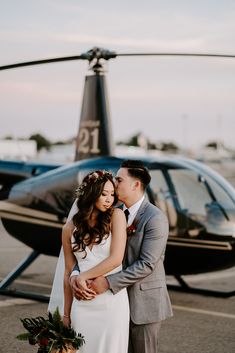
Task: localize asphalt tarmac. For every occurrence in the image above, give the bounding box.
[0,221,235,353]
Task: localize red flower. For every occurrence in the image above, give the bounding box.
[97,170,104,176]
[39,338,49,346]
[127,224,137,237]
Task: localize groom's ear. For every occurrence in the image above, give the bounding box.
[133,179,141,190]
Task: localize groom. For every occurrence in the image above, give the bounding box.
[71,159,173,353]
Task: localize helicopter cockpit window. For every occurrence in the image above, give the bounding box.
[168,169,234,223]
[204,175,235,211]
[150,170,177,231]
[168,169,211,219]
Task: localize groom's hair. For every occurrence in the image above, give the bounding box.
[121,159,151,190]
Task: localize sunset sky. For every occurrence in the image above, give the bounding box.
[1,0,235,149]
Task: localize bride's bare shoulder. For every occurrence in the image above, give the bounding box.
[112,207,125,220]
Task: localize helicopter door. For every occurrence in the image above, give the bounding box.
[149,169,178,235]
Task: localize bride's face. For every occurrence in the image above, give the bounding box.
[95,180,115,212]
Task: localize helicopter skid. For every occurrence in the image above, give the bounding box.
[168,275,235,298]
[0,249,49,302]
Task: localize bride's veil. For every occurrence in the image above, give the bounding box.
[48,200,78,314]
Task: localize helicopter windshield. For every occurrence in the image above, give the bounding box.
[169,169,211,217]
[168,169,235,236]
[149,166,235,237]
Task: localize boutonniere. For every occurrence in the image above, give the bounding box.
[127,223,138,237]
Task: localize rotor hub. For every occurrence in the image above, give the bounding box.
[81,47,117,74]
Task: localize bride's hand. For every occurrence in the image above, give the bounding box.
[76,274,89,291]
[74,275,97,300]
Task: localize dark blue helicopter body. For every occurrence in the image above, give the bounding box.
[1,156,234,276]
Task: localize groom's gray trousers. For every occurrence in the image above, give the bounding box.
[128,320,161,353]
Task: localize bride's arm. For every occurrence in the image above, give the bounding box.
[77,208,126,283]
[62,220,77,324]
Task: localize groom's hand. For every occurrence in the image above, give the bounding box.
[89,276,109,294]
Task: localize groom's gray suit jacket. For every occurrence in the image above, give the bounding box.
[107,198,173,325]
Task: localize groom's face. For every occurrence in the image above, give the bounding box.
[115,168,135,202]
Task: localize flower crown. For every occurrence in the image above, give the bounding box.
[76,170,113,200]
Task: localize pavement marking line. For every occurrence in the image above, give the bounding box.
[0,298,37,307]
[173,305,235,319]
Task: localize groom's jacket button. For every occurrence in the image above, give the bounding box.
[140,280,165,290]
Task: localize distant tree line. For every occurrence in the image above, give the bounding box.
[3,132,180,152]
[117,132,179,152]
[4,132,229,153]
[2,133,74,151]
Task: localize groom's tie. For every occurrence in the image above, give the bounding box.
[124,209,130,222]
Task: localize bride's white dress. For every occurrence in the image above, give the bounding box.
[71,234,129,353]
[48,202,129,353]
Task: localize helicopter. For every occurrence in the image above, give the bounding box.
[0,47,235,301]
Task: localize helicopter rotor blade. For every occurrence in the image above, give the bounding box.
[0,48,117,71]
[116,52,235,59]
[1,49,235,72]
[0,55,86,71]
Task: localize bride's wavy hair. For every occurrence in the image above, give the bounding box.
[72,170,118,253]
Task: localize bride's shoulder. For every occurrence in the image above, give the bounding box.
[112,207,125,220]
[111,209,126,234]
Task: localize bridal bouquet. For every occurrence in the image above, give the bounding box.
[16,307,85,353]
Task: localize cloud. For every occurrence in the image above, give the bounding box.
[55,33,206,51]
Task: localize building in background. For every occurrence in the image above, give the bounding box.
[0,139,37,160]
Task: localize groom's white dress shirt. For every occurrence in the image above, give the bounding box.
[123,195,145,226]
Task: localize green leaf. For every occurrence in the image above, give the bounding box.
[16,333,31,341]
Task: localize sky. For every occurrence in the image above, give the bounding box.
[1,0,235,149]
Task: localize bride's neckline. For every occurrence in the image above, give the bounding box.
[85,234,110,252]
[87,244,94,252]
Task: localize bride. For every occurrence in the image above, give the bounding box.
[48,170,129,353]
